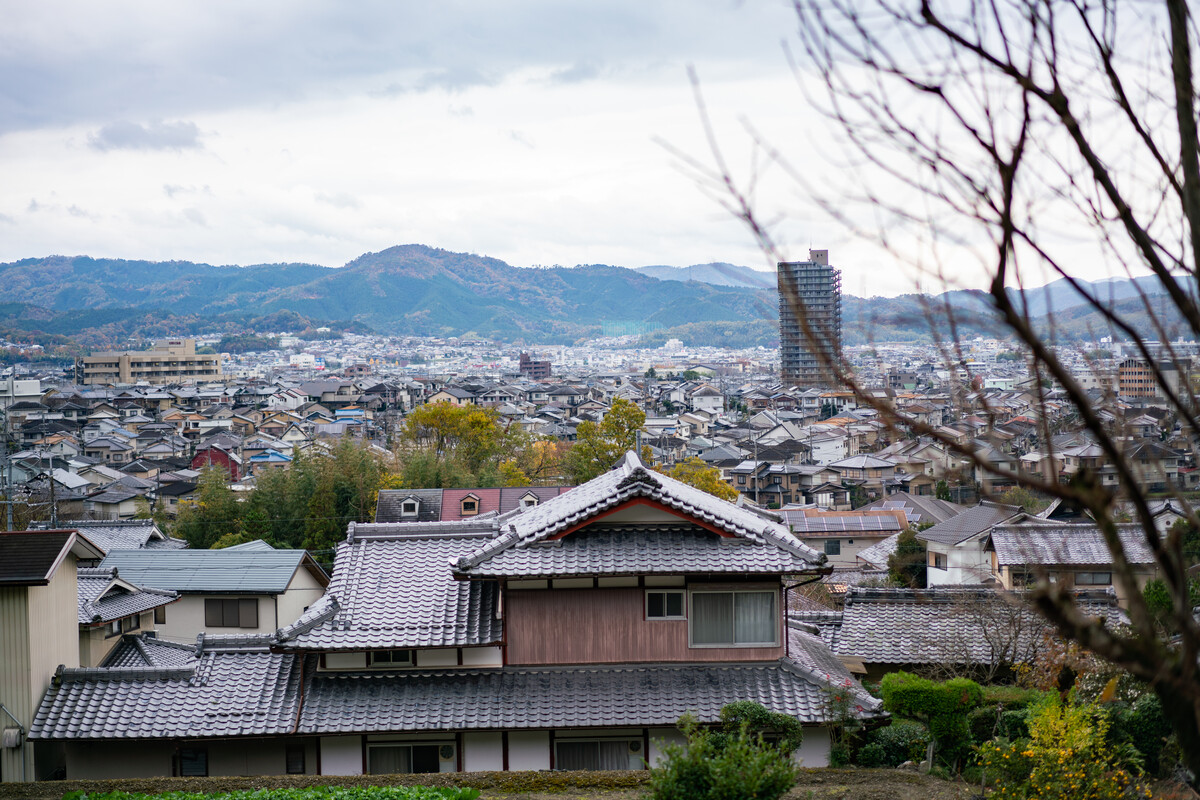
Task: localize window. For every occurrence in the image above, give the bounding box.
[646,589,686,620]
[155,605,167,625]
[1076,572,1112,586]
[823,539,841,556]
[520,494,539,508]
[690,591,777,647]
[106,615,141,638]
[177,747,208,777]
[369,649,414,666]
[400,500,419,517]
[285,744,306,774]
[737,475,746,485]
[367,743,445,774]
[461,495,479,516]
[204,598,259,628]
[929,551,947,570]
[556,739,640,770]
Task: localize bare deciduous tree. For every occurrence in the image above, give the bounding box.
[683,0,1200,781]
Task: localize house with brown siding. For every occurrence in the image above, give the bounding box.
[30,452,882,779]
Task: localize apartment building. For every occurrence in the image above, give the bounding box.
[778,250,842,388]
[80,340,222,386]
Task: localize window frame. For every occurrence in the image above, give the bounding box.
[204,597,259,629]
[368,649,415,667]
[823,539,842,556]
[554,737,642,771]
[928,551,947,570]
[365,742,448,775]
[1075,571,1112,586]
[645,589,687,621]
[687,588,779,649]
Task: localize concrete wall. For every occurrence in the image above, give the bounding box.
[647,727,685,767]
[796,726,831,767]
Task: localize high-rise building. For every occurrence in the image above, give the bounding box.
[778,250,842,387]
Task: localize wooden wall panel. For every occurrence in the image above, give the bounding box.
[505,587,784,665]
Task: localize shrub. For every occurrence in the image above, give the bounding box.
[648,713,799,800]
[856,742,887,767]
[879,671,982,768]
[997,708,1029,740]
[968,705,999,742]
[976,694,1152,800]
[862,720,931,767]
[1109,693,1174,777]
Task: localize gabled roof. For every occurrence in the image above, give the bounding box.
[0,530,105,586]
[988,523,1156,567]
[77,567,177,625]
[917,501,1023,546]
[279,521,502,651]
[453,451,822,579]
[58,520,184,554]
[100,548,328,594]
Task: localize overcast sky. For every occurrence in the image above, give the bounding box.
[0,1,1129,297]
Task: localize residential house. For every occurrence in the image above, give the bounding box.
[30,453,881,779]
[918,502,1024,585]
[1,530,105,782]
[76,566,178,667]
[97,547,330,642]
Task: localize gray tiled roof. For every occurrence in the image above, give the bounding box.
[102,633,200,668]
[855,533,900,569]
[989,523,1157,566]
[827,587,1127,665]
[456,524,816,579]
[455,451,821,578]
[77,567,177,625]
[917,502,1023,546]
[280,529,502,651]
[100,548,322,594]
[297,659,882,734]
[31,649,310,740]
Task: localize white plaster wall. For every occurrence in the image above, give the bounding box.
[796,726,831,767]
[324,652,367,669]
[65,742,175,779]
[507,731,549,771]
[461,647,503,667]
[276,570,328,629]
[416,649,457,668]
[647,728,685,768]
[156,595,273,642]
[320,736,363,775]
[462,733,503,772]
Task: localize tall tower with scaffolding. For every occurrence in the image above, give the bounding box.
[778,249,842,387]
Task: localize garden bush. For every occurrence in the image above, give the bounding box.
[857,720,930,767]
[879,672,982,768]
[977,693,1151,799]
[648,712,799,800]
[1108,693,1175,777]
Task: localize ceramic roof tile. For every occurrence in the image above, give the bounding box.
[102,634,200,668]
[77,567,177,625]
[831,586,1127,665]
[280,531,501,651]
[989,523,1156,566]
[31,649,310,740]
[297,659,882,734]
[455,451,821,577]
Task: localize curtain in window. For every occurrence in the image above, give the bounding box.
[598,741,630,770]
[557,741,631,770]
[691,592,733,645]
[369,746,411,774]
[735,592,775,644]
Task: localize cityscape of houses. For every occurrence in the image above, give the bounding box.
[0,266,1194,783]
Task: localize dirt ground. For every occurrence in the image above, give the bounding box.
[496,769,980,800]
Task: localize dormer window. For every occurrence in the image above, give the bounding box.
[461,494,479,516]
[400,498,419,518]
[520,493,539,509]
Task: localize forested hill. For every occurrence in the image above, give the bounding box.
[0,245,1175,347]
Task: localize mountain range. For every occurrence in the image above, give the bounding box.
[0,245,1178,349]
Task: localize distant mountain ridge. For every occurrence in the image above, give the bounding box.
[631,263,775,290]
[0,246,1176,348]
